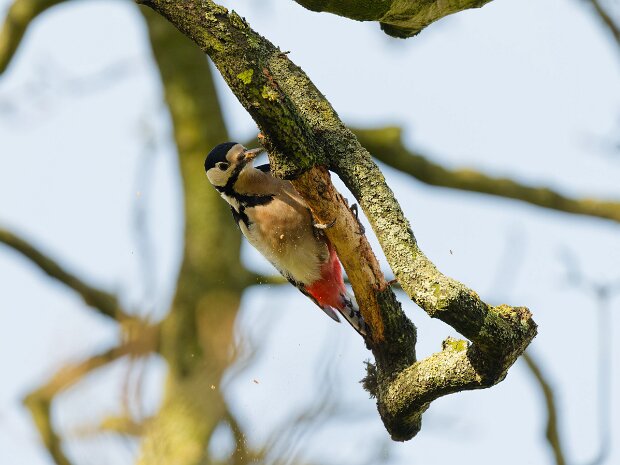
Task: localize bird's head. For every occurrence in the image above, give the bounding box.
[204,142,263,190]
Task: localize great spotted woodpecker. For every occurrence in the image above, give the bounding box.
[204,142,368,337]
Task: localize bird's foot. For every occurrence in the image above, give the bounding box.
[313,218,337,230]
[349,203,365,235]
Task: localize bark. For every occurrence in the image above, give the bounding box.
[137,0,537,441]
[292,0,493,38]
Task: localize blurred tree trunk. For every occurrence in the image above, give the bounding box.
[138,11,255,465]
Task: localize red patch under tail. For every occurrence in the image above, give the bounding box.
[304,242,347,310]
[305,242,369,337]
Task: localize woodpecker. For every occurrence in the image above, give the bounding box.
[204,142,368,337]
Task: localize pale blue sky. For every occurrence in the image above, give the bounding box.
[0,0,619,464]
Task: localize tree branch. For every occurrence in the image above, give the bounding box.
[97,414,153,436]
[289,165,410,345]
[354,126,620,223]
[334,136,536,437]
[139,0,537,441]
[23,343,137,465]
[589,0,620,50]
[0,0,67,74]
[523,352,566,465]
[223,411,262,464]
[292,0,493,38]
[0,227,131,321]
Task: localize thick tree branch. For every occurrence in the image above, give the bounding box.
[139,0,537,441]
[290,166,411,346]
[0,227,131,321]
[333,135,536,357]
[0,0,67,74]
[354,126,620,224]
[292,0,493,38]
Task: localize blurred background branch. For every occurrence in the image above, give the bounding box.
[589,0,620,51]
[354,127,620,224]
[23,343,139,465]
[0,227,131,321]
[0,0,67,73]
[292,0,493,38]
[523,351,567,465]
[560,251,620,465]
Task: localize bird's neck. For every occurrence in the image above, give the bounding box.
[216,166,273,211]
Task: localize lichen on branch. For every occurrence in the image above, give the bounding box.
[292,0,493,38]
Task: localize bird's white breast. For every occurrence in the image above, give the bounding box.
[216,164,329,285]
[240,198,327,285]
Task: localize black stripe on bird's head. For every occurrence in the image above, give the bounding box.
[204,142,264,192]
[204,142,243,190]
[204,142,239,172]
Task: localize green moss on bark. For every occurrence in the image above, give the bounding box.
[292,0,494,38]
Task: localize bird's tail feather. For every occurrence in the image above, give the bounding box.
[338,293,368,337]
[320,305,341,323]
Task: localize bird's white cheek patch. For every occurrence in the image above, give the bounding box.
[206,169,229,187]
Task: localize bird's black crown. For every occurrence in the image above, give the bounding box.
[205,142,238,172]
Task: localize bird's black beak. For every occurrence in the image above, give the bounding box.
[242,147,263,162]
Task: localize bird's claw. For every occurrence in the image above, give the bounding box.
[313,218,336,230]
[349,203,365,235]
[313,202,364,235]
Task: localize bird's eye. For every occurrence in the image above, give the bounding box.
[216,162,229,171]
